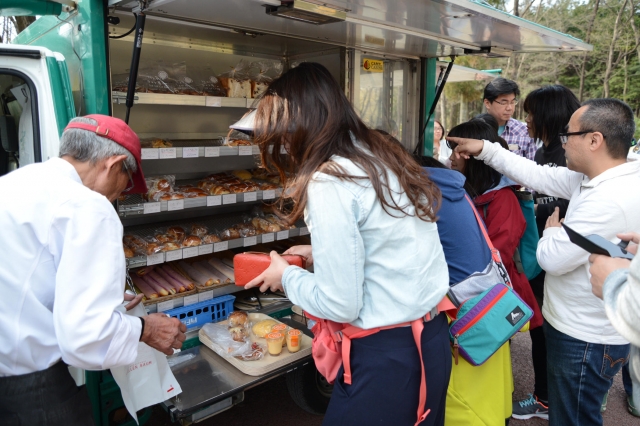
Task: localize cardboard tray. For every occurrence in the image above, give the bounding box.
[199,313,312,376]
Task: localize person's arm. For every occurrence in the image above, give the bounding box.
[282,177,365,323]
[601,252,640,347]
[51,199,144,370]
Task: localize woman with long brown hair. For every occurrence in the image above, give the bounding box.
[243,63,451,426]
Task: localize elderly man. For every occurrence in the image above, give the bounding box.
[0,115,186,425]
[447,99,640,426]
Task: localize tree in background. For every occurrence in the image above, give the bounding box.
[1,16,35,43]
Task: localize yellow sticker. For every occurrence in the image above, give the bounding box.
[363,59,384,73]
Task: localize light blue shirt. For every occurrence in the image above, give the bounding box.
[282,155,449,329]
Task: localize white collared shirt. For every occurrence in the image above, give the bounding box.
[478,141,640,344]
[0,158,141,375]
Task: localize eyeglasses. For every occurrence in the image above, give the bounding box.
[122,162,135,193]
[557,130,596,145]
[493,99,518,106]
[434,127,443,133]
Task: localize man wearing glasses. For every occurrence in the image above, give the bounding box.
[0,115,186,425]
[483,78,537,161]
[447,98,640,426]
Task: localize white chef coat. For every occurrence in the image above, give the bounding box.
[0,158,141,376]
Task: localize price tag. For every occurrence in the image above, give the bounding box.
[205,147,220,157]
[244,236,258,247]
[299,227,310,236]
[183,247,199,258]
[277,230,289,240]
[222,194,236,205]
[262,189,275,200]
[143,202,161,214]
[261,233,275,243]
[141,148,159,160]
[165,249,183,262]
[205,96,222,107]
[167,199,184,211]
[159,148,177,159]
[207,195,221,206]
[243,192,257,202]
[199,290,213,302]
[184,294,199,306]
[214,241,229,252]
[239,146,253,156]
[198,244,213,255]
[146,252,164,265]
[157,299,175,312]
[183,147,199,158]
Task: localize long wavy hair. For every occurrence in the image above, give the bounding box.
[253,62,441,223]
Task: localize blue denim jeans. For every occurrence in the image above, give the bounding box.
[544,321,630,426]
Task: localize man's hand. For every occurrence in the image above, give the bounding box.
[244,251,291,293]
[589,254,632,299]
[545,207,563,229]
[124,292,143,311]
[283,245,313,266]
[444,137,485,160]
[141,314,187,356]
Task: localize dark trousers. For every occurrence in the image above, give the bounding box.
[322,313,451,426]
[529,271,548,402]
[0,361,95,426]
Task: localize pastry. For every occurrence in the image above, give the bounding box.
[252,319,277,338]
[182,236,202,247]
[228,311,248,328]
[231,169,252,181]
[202,234,221,244]
[229,326,248,342]
[167,226,186,240]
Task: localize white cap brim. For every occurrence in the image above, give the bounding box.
[230,109,256,131]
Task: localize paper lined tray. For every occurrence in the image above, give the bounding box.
[199,313,312,376]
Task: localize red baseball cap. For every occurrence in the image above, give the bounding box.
[64,114,147,194]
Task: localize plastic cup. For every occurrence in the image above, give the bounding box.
[286,329,302,353]
[271,323,288,347]
[265,332,284,356]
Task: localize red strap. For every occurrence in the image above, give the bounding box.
[411,319,430,425]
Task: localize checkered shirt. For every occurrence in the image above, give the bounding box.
[502,118,537,161]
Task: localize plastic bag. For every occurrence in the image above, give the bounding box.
[193,66,227,96]
[201,323,265,361]
[248,60,283,98]
[218,59,252,98]
[138,61,182,94]
[110,303,182,424]
[146,175,176,201]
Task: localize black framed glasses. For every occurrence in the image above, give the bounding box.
[122,162,135,193]
[557,130,595,145]
[492,99,518,106]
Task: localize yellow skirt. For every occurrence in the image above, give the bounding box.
[445,343,513,426]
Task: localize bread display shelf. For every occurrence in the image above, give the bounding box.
[199,313,312,376]
[118,188,283,218]
[112,92,254,108]
[140,143,259,160]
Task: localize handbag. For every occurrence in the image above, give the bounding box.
[233,251,307,286]
[447,196,533,366]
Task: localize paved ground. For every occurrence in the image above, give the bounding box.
[147,331,637,425]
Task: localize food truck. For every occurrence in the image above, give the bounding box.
[1,0,590,424]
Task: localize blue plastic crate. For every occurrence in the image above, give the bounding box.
[166,295,235,330]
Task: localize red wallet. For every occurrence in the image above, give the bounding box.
[233,251,307,286]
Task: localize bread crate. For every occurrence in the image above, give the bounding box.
[166,295,235,330]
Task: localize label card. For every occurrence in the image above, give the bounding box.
[280,145,287,154]
[299,227,310,236]
[165,249,183,262]
[261,233,275,243]
[146,252,164,265]
[141,148,159,160]
[238,146,253,156]
[182,147,199,158]
[262,190,275,200]
[244,236,258,247]
[182,247,199,258]
[222,194,236,205]
[205,147,220,157]
[243,192,257,202]
[167,199,184,211]
[159,148,177,159]
[277,230,289,240]
[214,241,229,252]
[207,195,221,207]
[157,299,175,312]
[183,294,199,306]
[143,202,161,214]
[198,244,213,255]
[205,96,222,107]
[199,290,213,302]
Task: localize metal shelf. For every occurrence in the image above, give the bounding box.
[112,92,254,108]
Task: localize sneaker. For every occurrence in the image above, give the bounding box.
[512,394,549,420]
[601,391,609,413]
[628,395,640,417]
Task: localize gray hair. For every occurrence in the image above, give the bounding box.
[580,98,635,159]
[59,117,137,172]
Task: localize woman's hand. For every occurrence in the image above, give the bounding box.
[283,244,313,266]
[244,251,291,293]
[616,232,640,255]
